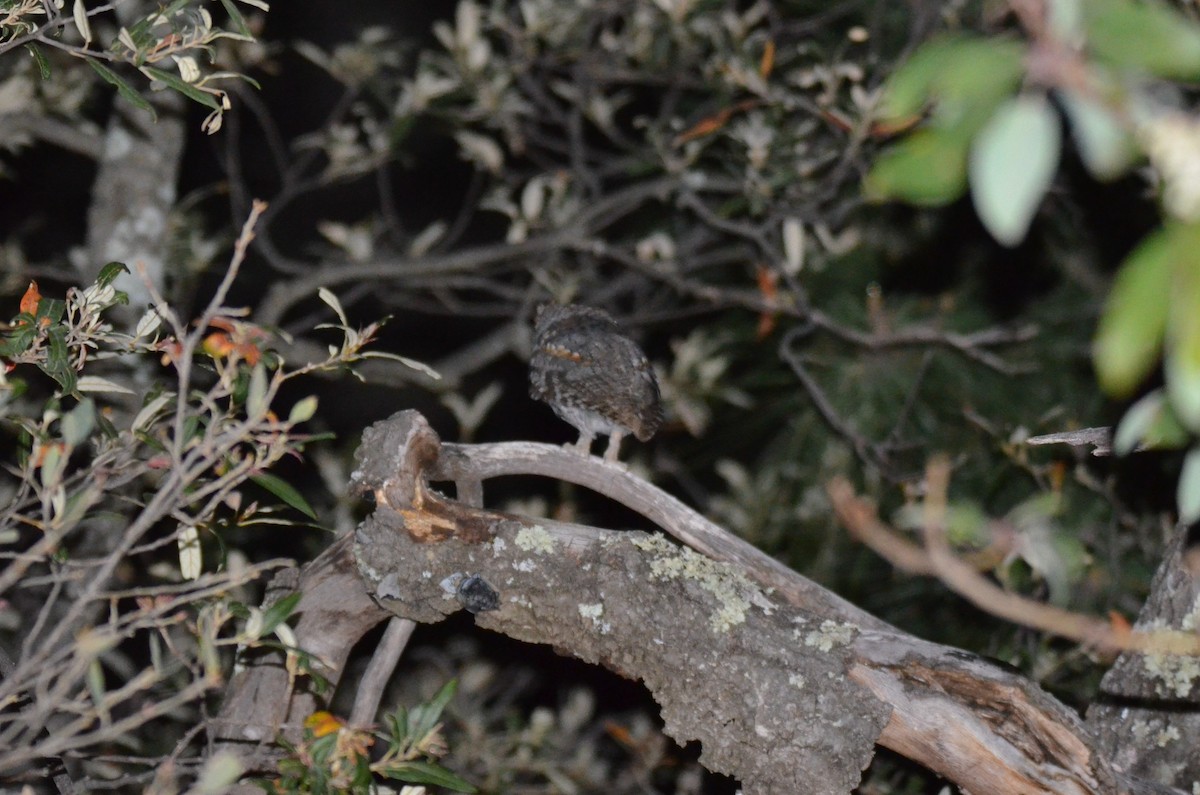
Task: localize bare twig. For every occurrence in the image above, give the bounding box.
[349,618,416,726]
[1026,426,1114,456]
[826,470,1200,657]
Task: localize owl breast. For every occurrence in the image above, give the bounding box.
[528,304,663,442]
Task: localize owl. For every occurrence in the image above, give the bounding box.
[529,304,663,462]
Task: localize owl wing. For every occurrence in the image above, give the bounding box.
[603,335,662,441]
[537,332,661,438]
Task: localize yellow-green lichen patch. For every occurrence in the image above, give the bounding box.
[1143,651,1200,699]
[514,524,556,554]
[1157,725,1182,747]
[1141,620,1200,698]
[1183,592,1200,632]
[578,602,610,634]
[1131,720,1181,749]
[801,620,857,652]
[632,533,757,633]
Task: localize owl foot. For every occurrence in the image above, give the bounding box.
[602,430,625,463]
[570,432,595,456]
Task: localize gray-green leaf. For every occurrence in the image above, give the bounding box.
[970,94,1061,247]
[1178,447,1200,523]
[1060,90,1137,180]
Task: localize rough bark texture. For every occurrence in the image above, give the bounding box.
[208,535,389,773]
[1087,524,1200,790]
[83,90,185,316]
[356,506,887,794]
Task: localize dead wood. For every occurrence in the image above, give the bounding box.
[347,411,1183,794]
[209,410,1189,794]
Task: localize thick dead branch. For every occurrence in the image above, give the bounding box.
[354,461,887,793]
[341,410,1179,795]
[208,536,389,768]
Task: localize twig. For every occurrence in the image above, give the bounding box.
[254,177,676,326]
[349,618,416,726]
[811,310,1039,375]
[826,470,1200,657]
[779,325,892,473]
[1026,427,1113,456]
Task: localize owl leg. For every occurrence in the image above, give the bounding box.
[572,430,595,456]
[602,430,625,463]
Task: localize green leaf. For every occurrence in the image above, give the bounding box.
[893,501,989,546]
[378,761,476,793]
[25,44,51,79]
[1142,402,1190,450]
[969,94,1061,247]
[944,502,991,547]
[246,362,268,418]
[251,472,317,519]
[192,751,244,794]
[1165,224,1200,429]
[260,591,302,636]
[87,59,155,118]
[123,19,156,60]
[317,287,349,325]
[881,35,1027,121]
[1084,0,1200,79]
[218,0,254,37]
[865,128,970,206]
[40,444,65,491]
[0,322,38,358]
[178,524,202,580]
[42,326,77,394]
[288,395,318,424]
[87,659,109,723]
[58,483,102,531]
[141,65,222,110]
[1114,390,1164,455]
[1094,226,1174,395]
[77,375,136,395]
[96,261,129,288]
[1178,447,1200,523]
[61,398,95,448]
[407,679,457,740]
[1059,90,1137,181]
[35,296,66,325]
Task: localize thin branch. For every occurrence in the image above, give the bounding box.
[779,325,893,473]
[349,618,416,726]
[826,470,1200,657]
[811,309,1039,375]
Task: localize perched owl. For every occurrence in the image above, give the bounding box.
[529,304,663,462]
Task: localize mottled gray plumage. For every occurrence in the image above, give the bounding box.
[529,304,663,462]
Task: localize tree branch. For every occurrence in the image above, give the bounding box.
[338,410,1177,794]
